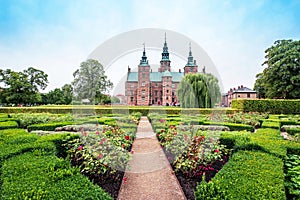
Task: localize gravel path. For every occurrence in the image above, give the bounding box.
[117,116,186,200]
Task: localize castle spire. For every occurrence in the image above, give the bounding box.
[187,42,194,66]
[161,32,170,61]
[140,43,148,65]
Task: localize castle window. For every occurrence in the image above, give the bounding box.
[167,90,169,93]
[142,82,145,86]
[142,97,145,102]
[166,97,169,100]
[190,68,193,72]
[155,98,158,102]
[142,73,145,78]
[247,93,251,98]
[130,97,134,102]
[142,90,145,95]
[172,91,175,96]
[143,67,146,72]
[172,84,175,88]
[131,83,134,87]
[155,90,158,96]
[130,90,133,95]
[155,83,158,87]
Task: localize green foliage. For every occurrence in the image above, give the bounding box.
[0,120,18,129]
[232,99,300,114]
[1,152,112,200]
[203,121,255,132]
[284,154,300,199]
[196,151,286,199]
[0,67,48,105]
[254,39,300,99]
[72,59,113,104]
[281,125,300,135]
[11,113,74,128]
[261,120,280,129]
[177,73,221,108]
[27,121,75,132]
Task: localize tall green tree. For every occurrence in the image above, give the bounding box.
[254,39,300,99]
[177,73,221,108]
[72,59,113,104]
[0,67,48,105]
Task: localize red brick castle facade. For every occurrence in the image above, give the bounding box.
[125,35,201,106]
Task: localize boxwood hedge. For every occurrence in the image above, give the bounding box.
[1,151,112,200]
[232,99,300,114]
[195,150,286,199]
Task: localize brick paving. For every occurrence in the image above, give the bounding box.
[117,116,186,200]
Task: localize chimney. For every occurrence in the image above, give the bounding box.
[233,87,236,91]
[128,65,131,72]
[241,85,243,88]
[238,86,241,89]
[179,69,181,73]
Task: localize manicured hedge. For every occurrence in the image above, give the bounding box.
[195,150,286,199]
[203,121,255,132]
[232,99,300,114]
[0,121,18,129]
[27,121,75,132]
[261,120,280,129]
[1,151,112,200]
[0,106,240,115]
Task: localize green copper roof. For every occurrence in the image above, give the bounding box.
[162,70,172,77]
[127,72,138,82]
[139,43,149,66]
[186,42,197,67]
[171,72,184,82]
[150,72,162,82]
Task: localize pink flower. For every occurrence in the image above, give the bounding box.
[130,150,135,154]
[97,154,103,159]
[96,123,99,127]
[82,132,87,137]
[78,145,83,151]
[99,141,104,145]
[96,131,100,135]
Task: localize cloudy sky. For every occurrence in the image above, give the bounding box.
[0,0,299,94]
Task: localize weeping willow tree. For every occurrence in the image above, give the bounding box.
[177,73,221,108]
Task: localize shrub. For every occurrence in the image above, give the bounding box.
[27,121,75,132]
[195,150,285,199]
[261,120,280,129]
[203,121,254,132]
[232,99,300,114]
[1,151,112,200]
[284,154,300,199]
[0,121,18,129]
[281,125,300,135]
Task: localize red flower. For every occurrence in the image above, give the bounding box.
[123,177,127,184]
[125,135,130,140]
[160,129,164,133]
[122,144,125,148]
[96,131,100,135]
[130,150,135,154]
[214,149,219,153]
[78,145,83,151]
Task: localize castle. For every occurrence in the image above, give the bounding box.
[125,35,203,106]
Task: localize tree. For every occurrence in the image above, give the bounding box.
[0,67,48,105]
[61,84,73,104]
[254,39,300,99]
[72,59,113,104]
[177,73,221,108]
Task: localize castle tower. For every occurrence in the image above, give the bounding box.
[137,44,151,105]
[184,43,198,74]
[159,33,171,72]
